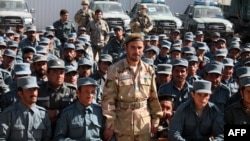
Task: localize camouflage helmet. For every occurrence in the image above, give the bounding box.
[140,4,147,9]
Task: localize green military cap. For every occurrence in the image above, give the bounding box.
[17,76,39,89]
[157,64,172,75]
[77,77,97,89]
[158,94,176,102]
[124,33,143,45]
[192,80,212,94]
[47,59,65,69]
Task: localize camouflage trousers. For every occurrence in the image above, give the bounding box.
[92,45,104,61]
[115,133,152,141]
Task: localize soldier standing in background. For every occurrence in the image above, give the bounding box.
[53,9,76,45]
[87,9,109,61]
[74,0,94,29]
[102,33,162,141]
[130,4,153,34]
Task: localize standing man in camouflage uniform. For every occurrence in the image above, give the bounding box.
[53,9,76,45]
[86,9,110,61]
[74,0,94,28]
[102,33,162,141]
[130,4,153,34]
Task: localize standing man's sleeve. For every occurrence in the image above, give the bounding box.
[148,70,163,127]
[101,65,118,130]
[104,22,110,45]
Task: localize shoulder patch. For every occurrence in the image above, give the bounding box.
[105,80,113,88]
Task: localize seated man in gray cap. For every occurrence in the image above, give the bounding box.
[36,59,77,136]
[156,64,172,90]
[54,77,104,141]
[168,80,224,141]
[186,55,202,85]
[63,43,78,68]
[90,54,112,91]
[225,77,250,125]
[0,76,52,140]
[0,62,32,111]
[0,49,16,76]
[155,40,171,66]
[158,58,192,111]
[103,26,125,63]
[31,54,48,84]
[64,66,78,86]
[203,62,231,114]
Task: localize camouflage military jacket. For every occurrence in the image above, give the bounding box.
[74,9,94,28]
[101,58,162,135]
[130,14,153,34]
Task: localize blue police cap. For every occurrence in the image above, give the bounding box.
[158,34,167,40]
[231,37,241,43]
[47,59,65,69]
[6,29,15,34]
[33,54,47,63]
[193,80,212,94]
[36,45,47,54]
[17,76,39,89]
[150,35,159,41]
[184,35,194,41]
[39,37,50,44]
[77,77,97,89]
[45,31,54,37]
[75,44,85,51]
[142,57,156,68]
[3,49,16,58]
[68,33,77,40]
[173,39,182,46]
[205,63,223,74]
[186,55,198,62]
[181,46,196,55]
[7,41,18,48]
[65,66,78,74]
[170,46,181,53]
[217,38,226,43]
[172,58,188,67]
[240,48,250,55]
[157,64,172,74]
[26,25,37,32]
[194,41,207,50]
[236,67,250,79]
[161,40,171,49]
[229,42,240,52]
[144,46,159,55]
[195,30,204,36]
[240,77,250,88]
[14,63,31,75]
[215,48,228,57]
[78,58,93,67]
[45,25,56,31]
[99,54,113,63]
[22,46,36,53]
[78,27,86,31]
[222,58,234,66]
[158,94,176,102]
[64,43,75,50]
[0,41,7,47]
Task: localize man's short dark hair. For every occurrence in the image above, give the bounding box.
[95,9,103,14]
[60,9,69,16]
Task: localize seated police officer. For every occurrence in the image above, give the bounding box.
[0,76,52,140]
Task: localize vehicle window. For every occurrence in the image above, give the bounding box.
[146,4,173,16]
[94,3,124,13]
[0,0,28,11]
[194,8,224,18]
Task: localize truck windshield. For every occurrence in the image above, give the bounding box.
[0,0,28,11]
[94,3,124,13]
[146,4,173,16]
[194,8,224,18]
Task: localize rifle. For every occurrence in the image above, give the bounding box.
[137,17,146,31]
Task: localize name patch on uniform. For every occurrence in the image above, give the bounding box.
[119,75,132,81]
[37,96,49,101]
[62,98,73,102]
[105,80,113,88]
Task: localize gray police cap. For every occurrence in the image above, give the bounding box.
[47,59,65,69]
[157,64,172,74]
[26,25,37,32]
[215,48,228,57]
[7,41,18,48]
[186,55,198,62]
[172,58,188,67]
[205,63,223,74]
[64,43,75,50]
[36,45,47,54]
[161,40,171,49]
[236,67,250,79]
[194,41,207,50]
[142,58,156,68]
[4,49,16,58]
[14,63,31,75]
[77,77,97,89]
[240,77,250,88]
[181,46,196,55]
[144,46,159,55]
[193,80,212,94]
[78,58,93,67]
[99,54,113,63]
[39,37,50,44]
[65,66,78,74]
[222,58,234,66]
[17,76,39,89]
[33,54,47,62]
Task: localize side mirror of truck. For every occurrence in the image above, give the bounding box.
[175,13,180,17]
[30,8,35,13]
[188,13,193,18]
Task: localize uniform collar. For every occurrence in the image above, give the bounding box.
[76,101,93,114]
[18,102,39,114]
